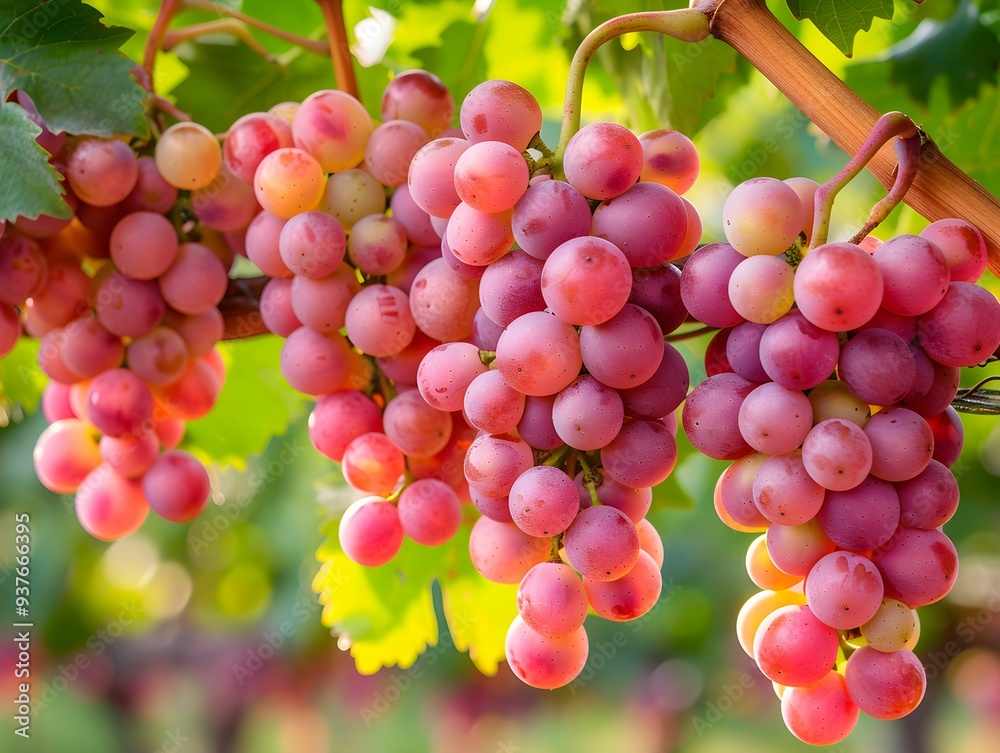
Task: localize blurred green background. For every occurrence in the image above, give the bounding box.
[2,0,1000,751]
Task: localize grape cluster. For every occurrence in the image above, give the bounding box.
[3,92,233,540]
[682,176,1000,744]
[404,80,700,689]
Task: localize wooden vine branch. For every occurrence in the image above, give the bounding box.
[697,0,1000,276]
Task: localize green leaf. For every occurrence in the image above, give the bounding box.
[183,337,309,469]
[411,20,489,110]
[785,0,894,55]
[0,102,69,222]
[862,1,1000,107]
[0,0,148,137]
[0,337,47,416]
[313,516,516,676]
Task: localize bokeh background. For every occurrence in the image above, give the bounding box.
[2,1,1000,751]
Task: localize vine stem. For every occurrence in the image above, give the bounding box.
[553,8,711,168]
[695,0,1000,275]
[181,0,331,56]
[142,0,181,86]
[315,0,359,99]
[809,112,919,250]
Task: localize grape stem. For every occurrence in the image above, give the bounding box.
[553,9,711,169]
[181,0,331,57]
[665,325,717,342]
[809,112,920,251]
[162,20,278,61]
[143,0,182,88]
[848,133,923,246]
[314,0,360,99]
[694,0,1000,275]
[576,454,603,508]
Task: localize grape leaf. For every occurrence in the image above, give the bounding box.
[860,1,1000,107]
[411,20,489,112]
[785,0,894,55]
[313,517,516,676]
[183,336,310,469]
[0,337,47,415]
[0,102,69,222]
[0,0,148,137]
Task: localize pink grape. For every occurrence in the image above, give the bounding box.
[397,479,462,546]
[563,122,642,200]
[917,281,1000,367]
[753,604,839,686]
[919,218,988,282]
[509,466,579,537]
[95,273,165,339]
[638,128,698,194]
[873,234,950,315]
[793,242,883,331]
[752,451,825,526]
[417,341,488,411]
[278,210,346,278]
[839,328,916,406]
[347,214,407,276]
[407,137,470,218]
[323,168,386,231]
[725,322,768,383]
[802,418,873,491]
[511,179,592,260]
[99,430,159,479]
[540,236,631,326]
[600,418,677,488]
[806,551,884,629]
[682,373,756,460]
[33,419,102,494]
[292,89,372,172]
[75,465,149,541]
[717,453,769,531]
[636,519,664,567]
[517,394,562,451]
[126,326,188,386]
[166,308,223,358]
[0,234,48,305]
[766,518,836,577]
[339,497,404,567]
[142,450,211,523]
[864,407,934,482]
[363,119,429,188]
[308,390,383,462]
[679,242,745,328]
[781,671,859,746]
[445,202,514,267]
[0,303,21,357]
[517,562,588,638]
[159,242,229,315]
[783,177,819,241]
[257,278,299,337]
[552,375,624,451]
[61,317,124,379]
[747,534,802,591]
[41,381,76,422]
[628,263,687,335]
[464,432,534,499]
[390,184,440,245]
[591,182,688,267]
[582,470,652,523]
[871,526,958,608]
[901,358,960,417]
[579,304,663,390]
[382,389,452,457]
[728,255,795,324]
[341,432,406,496]
[563,505,640,582]
[67,138,139,206]
[223,111,294,183]
[479,249,545,327]
[382,70,455,137]
[807,380,870,428]
[345,284,416,358]
[618,343,689,420]
[155,122,221,190]
[470,487,513,523]
[122,155,178,214]
[463,370,525,434]
[155,357,222,420]
[190,164,259,231]
[927,406,965,467]
[279,327,351,395]
[289,264,359,335]
[377,329,439,386]
[738,382,812,456]
[469,517,550,584]
[85,368,154,438]
[245,210,291,278]
[28,261,92,328]
[736,590,808,658]
[584,549,661,622]
[844,646,926,720]
[460,80,541,151]
[109,212,178,280]
[505,616,588,690]
[723,177,804,256]
[495,311,582,397]
[759,310,839,390]
[896,459,959,529]
[453,140,529,213]
[409,258,480,341]
[855,305,918,340]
